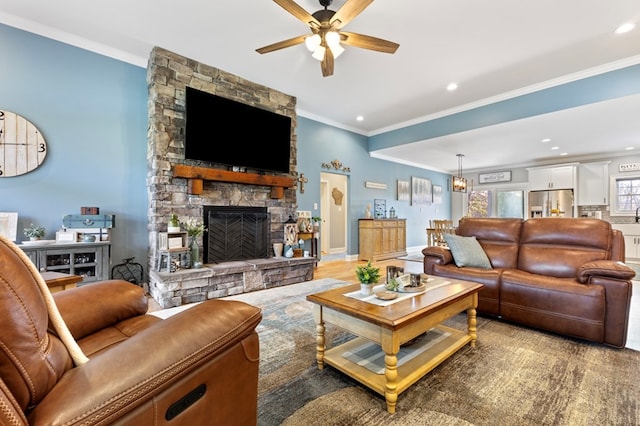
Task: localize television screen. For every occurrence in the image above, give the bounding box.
[184,86,292,174]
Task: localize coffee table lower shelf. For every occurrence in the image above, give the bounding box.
[323,324,470,398]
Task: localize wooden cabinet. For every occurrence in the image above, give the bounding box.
[611,224,640,260]
[528,165,577,190]
[578,162,609,205]
[623,235,640,260]
[20,242,111,283]
[358,219,407,261]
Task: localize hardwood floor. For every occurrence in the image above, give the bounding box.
[314,257,423,283]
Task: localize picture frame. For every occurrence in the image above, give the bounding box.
[432,185,443,204]
[0,212,18,242]
[478,170,512,184]
[411,177,432,205]
[397,180,410,201]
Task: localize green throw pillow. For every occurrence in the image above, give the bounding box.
[443,234,492,269]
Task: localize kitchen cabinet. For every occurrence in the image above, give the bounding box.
[624,235,640,260]
[358,219,407,261]
[578,162,609,206]
[20,241,111,283]
[528,165,577,190]
[611,224,640,260]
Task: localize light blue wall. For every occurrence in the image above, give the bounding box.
[296,117,451,254]
[0,24,148,273]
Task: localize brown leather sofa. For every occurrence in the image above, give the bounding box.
[423,218,635,348]
[0,235,262,425]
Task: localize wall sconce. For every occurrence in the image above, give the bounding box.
[452,154,467,193]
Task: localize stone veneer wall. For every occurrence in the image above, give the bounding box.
[146,47,310,307]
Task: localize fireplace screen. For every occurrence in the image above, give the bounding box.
[204,207,270,263]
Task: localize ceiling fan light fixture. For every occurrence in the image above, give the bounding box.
[305,34,321,52]
[312,45,326,61]
[329,43,345,58]
[325,31,340,47]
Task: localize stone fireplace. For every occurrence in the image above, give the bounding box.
[146,47,315,308]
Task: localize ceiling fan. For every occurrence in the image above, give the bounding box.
[256,0,399,77]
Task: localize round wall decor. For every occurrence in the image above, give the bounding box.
[0,110,47,177]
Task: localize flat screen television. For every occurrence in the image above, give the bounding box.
[184,86,292,174]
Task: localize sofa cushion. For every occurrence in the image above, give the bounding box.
[518,218,612,278]
[431,263,502,315]
[456,218,523,269]
[444,234,492,269]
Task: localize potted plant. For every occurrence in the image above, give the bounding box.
[311,216,322,232]
[24,224,45,241]
[355,260,381,295]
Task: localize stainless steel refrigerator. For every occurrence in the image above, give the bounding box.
[528,189,574,218]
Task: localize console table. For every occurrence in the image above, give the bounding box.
[358,219,407,261]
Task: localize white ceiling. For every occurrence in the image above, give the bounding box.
[1,0,639,174]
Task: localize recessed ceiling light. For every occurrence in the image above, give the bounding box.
[446,83,458,91]
[626,146,635,150]
[616,22,635,34]
[541,138,551,143]
[560,152,568,156]
[356,115,364,121]
[551,146,559,150]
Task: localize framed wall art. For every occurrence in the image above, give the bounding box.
[432,185,443,204]
[0,212,18,241]
[397,180,410,201]
[478,170,512,184]
[411,177,432,205]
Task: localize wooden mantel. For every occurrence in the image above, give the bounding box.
[173,164,295,199]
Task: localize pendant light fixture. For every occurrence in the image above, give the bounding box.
[452,154,467,193]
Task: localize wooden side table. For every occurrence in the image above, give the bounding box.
[296,231,318,258]
[41,271,83,293]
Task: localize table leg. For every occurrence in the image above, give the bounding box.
[312,305,326,369]
[467,307,477,348]
[384,352,398,414]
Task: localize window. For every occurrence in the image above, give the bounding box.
[610,175,640,215]
[615,177,640,212]
[468,190,490,217]
[467,188,524,218]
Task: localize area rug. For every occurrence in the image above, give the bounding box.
[220,278,640,426]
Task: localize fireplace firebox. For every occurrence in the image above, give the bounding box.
[203,206,270,263]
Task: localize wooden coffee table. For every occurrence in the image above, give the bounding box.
[306,277,483,414]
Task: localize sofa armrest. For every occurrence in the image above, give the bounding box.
[422,246,454,274]
[30,299,262,425]
[52,280,149,339]
[576,260,636,284]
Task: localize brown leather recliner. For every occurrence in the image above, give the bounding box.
[0,235,262,425]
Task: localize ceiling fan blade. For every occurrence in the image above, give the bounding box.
[256,34,308,54]
[340,31,399,53]
[273,0,320,27]
[321,48,334,77]
[330,0,374,28]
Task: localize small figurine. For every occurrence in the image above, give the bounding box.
[365,203,372,219]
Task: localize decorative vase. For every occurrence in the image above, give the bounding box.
[360,283,374,296]
[190,237,202,268]
[273,242,284,257]
[284,247,294,258]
